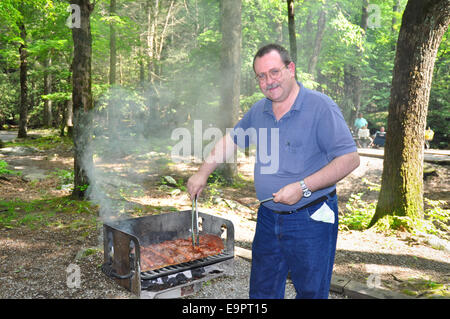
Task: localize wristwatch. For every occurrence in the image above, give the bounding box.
[299,180,312,198]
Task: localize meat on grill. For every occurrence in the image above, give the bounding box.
[139,234,224,272]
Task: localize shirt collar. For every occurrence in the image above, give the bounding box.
[291,81,305,112]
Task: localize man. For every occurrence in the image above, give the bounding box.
[187,44,359,299]
[354,113,368,131]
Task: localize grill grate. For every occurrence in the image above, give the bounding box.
[102,210,234,297]
[140,251,233,280]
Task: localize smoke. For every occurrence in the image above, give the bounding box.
[78,82,223,233]
[78,86,175,227]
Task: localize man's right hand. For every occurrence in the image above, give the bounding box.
[187,172,208,200]
[186,134,237,200]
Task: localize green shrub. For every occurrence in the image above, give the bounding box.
[0,160,20,176]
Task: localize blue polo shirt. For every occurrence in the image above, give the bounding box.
[230,82,357,211]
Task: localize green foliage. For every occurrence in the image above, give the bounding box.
[365,111,389,130]
[427,31,449,148]
[340,192,376,231]
[207,170,229,185]
[0,0,447,147]
[372,200,450,241]
[423,198,450,239]
[340,177,449,240]
[160,175,186,192]
[0,160,20,176]
[50,169,74,189]
[396,277,450,298]
[0,0,72,127]
[240,92,265,113]
[5,131,72,151]
[0,197,98,230]
[329,10,365,48]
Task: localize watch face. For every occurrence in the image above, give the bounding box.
[303,190,312,198]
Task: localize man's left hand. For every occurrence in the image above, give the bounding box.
[272,182,302,205]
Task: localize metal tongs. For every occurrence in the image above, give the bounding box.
[259,196,274,204]
[191,195,199,247]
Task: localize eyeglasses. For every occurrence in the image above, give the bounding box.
[254,65,288,83]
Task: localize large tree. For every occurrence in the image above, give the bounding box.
[17,19,28,138]
[369,0,449,228]
[70,0,95,199]
[345,0,368,127]
[109,0,116,85]
[217,0,242,183]
[287,0,297,79]
[307,0,327,79]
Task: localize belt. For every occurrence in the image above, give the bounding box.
[271,189,336,215]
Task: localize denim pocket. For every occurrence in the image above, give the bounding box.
[309,203,335,224]
[306,196,338,224]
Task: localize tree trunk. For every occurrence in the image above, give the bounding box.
[147,0,157,84]
[219,0,241,183]
[18,21,28,138]
[347,0,369,126]
[307,3,327,78]
[139,58,145,88]
[60,100,66,137]
[391,0,402,51]
[392,0,401,30]
[43,56,53,127]
[369,0,449,228]
[66,65,74,138]
[66,98,74,138]
[343,64,357,124]
[109,0,116,85]
[302,0,314,49]
[71,0,94,199]
[286,0,297,79]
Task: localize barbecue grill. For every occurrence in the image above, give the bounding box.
[101,210,234,298]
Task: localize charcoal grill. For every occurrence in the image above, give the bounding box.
[101,210,234,298]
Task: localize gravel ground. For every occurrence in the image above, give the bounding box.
[184,256,346,299]
[0,224,344,299]
[1,134,448,299]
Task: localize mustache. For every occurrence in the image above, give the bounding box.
[265,83,280,90]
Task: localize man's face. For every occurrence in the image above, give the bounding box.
[254,50,296,103]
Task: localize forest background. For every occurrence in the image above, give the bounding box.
[0,0,448,149]
[0,0,449,299]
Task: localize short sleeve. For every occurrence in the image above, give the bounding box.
[317,102,357,161]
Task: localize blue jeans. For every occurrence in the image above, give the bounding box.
[249,193,339,299]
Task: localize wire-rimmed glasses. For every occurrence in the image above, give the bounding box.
[254,65,287,83]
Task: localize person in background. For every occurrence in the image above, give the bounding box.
[357,124,372,148]
[370,126,386,148]
[354,113,368,131]
[187,44,360,299]
[425,126,434,149]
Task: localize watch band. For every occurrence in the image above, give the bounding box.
[300,179,312,198]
